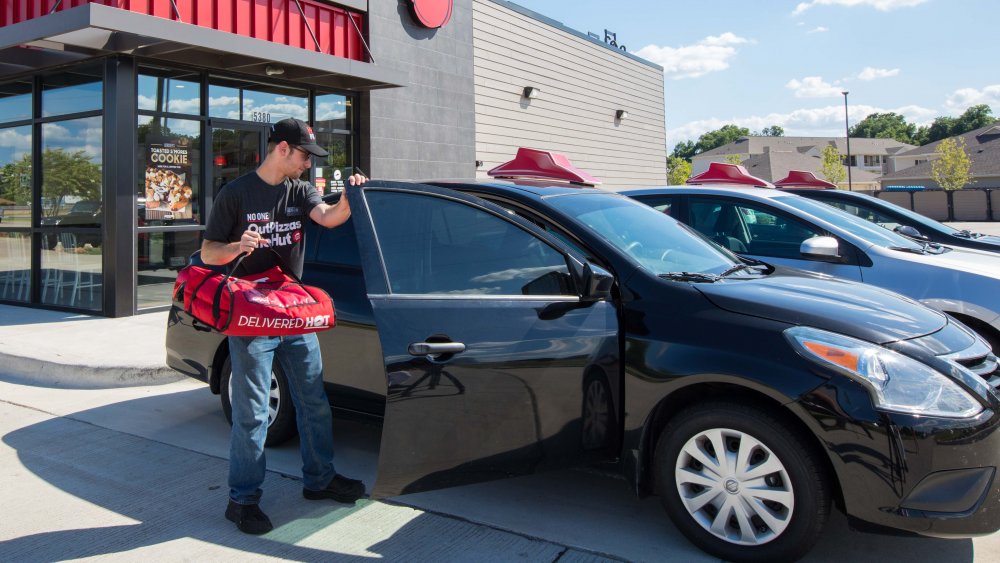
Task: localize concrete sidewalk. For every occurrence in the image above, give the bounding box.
[0,304,180,388]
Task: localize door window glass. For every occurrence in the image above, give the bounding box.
[366,191,574,296]
[138,230,202,309]
[689,198,822,258]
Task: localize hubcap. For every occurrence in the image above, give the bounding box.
[674,427,793,546]
[228,371,281,427]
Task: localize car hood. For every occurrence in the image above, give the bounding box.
[898,245,1000,277]
[696,270,946,344]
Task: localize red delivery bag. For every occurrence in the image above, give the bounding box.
[173,250,334,337]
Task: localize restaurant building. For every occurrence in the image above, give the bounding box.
[0,0,666,317]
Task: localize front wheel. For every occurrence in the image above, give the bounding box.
[220,356,298,446]
[654,401,831,563]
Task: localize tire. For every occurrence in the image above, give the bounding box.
[582,371,614,451]
[654,401,831,563]
[220,356,298,447]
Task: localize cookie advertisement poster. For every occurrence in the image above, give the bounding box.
[145,137,193,221]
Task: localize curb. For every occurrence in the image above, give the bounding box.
[0,352,185,389]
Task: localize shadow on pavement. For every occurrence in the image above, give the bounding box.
[0,386,981,562]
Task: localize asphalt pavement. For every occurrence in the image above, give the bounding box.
[2,220,1000,562]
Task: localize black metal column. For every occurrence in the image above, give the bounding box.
[103,56,137,317]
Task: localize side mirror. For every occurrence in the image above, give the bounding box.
[894,225,927,240]
[800,236,841,262]
[573,262,613,301]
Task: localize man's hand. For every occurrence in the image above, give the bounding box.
[347,173,367,186]
[239,228,268,254]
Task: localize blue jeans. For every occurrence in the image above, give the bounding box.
[227,332,337,504]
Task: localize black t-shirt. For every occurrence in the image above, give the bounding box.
[204,172,323,277]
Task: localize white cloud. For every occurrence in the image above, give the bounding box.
[792,0,928,16]
[786,76,844,98]
[807,26,829,33]
[943,85,1000,113]
[667,103,937,150]
[857,67,900,80]
[634,33,752,80]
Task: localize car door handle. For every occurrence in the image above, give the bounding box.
[408,342,466,356]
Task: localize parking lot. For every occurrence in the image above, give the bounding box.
[1,221,999,562]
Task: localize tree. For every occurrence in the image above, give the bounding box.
[666,156,691,185]
[0,161,31,205]
[38,148,102,216]
[755,125,784,137]
[930,137,973,191]
[671,139,698,161]
[723,153,744,165]
[670,124,750,161]
[849,112,917,145]
[916,105,998,145]
[819,145,846,185]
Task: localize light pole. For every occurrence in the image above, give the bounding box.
[842,91,852,191]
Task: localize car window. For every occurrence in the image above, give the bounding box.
[365,190,575,296]
[811,196,902,231]
[632,195,675,217]
[688,197,823,259]
[776,195,924,251]
[546,193,740,275]
[311,218,361,267]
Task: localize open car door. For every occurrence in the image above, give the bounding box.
[348,181,620,498]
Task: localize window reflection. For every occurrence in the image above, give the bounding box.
[316,93,351,131]
[40,231,102,310]
[208,84,241,119]
[0,232,30,302]
[243,88,307,122]
[138,230,201,309]
[0,79,32,123]
[138,71,201,114]
[0,125,31,227]
[40,117,103,230]
[41,64,102,117]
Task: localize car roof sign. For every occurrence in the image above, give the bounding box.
[686,162,774,188]
[774,170,837,189]
[487,147,602,186]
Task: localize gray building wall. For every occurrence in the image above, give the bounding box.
[473,0,667,190]
[364,0,477,180]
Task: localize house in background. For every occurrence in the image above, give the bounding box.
[879,123,1000,190]
[692,136,915,190]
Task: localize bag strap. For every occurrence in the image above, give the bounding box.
[211,247,304,323]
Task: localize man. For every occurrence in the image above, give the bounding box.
[201,117,367,535]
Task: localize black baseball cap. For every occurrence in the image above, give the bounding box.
[269,118,328,157]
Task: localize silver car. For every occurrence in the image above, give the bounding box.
[624,185,1000,351]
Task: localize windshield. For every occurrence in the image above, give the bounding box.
[545,193,744,276]
[777,195,925,251]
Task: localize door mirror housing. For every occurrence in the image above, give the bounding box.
[579,263,614,301]
[894,225,927,240]
[801,236,841,262]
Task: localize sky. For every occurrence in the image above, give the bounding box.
[510,0,1000,152]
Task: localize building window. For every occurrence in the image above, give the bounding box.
[208,77,308,124]
[137,115,202,226]
[138,71,201,115]
[0,78,32,123]
[41,64,103,118]
[841,155,857,167]
[864,155,883,167]
[40,117,103,227]
[0,125,31,227]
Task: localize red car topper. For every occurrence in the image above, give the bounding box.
[686,162,773,188]
[488,147,602,186]
[774,170,837,189]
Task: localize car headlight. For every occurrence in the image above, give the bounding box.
[785,326,983,418]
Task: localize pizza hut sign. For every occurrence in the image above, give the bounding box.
[408,0,453,29]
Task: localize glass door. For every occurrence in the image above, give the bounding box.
[210,123,267,197]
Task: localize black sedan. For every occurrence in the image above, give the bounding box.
[780,187,1000,253]
[167,155,1000,562]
